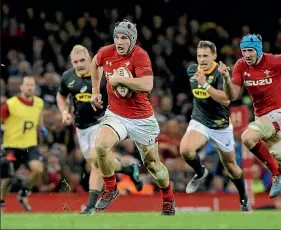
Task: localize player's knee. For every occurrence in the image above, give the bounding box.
[95,144,111,159]
[143,159,162,173]
[88,157,99,169]
[33,165,44,175]
[29,161,44,175]
[179,145,197,160]
[224,161,241,178]
[241,131,258,149]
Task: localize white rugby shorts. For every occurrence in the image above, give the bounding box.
[187,119,235,152]
[100,109,160,145]
[76,124,100,159]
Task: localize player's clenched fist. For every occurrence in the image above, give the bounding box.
[218,61,230,79]
[90,93,103,111]
[62,110,72,125]
[195,70,207,86]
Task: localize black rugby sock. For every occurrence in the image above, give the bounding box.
[87,190,101,207]
[230,175,248,203]
[185,154,205,178]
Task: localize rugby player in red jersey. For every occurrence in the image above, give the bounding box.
[90,19,175,215]
[220,34,281,198]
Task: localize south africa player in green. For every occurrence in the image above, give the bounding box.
[179,41,251,212]
[56,45,143,214]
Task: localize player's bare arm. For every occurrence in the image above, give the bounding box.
[110,72,153,93]
[196,69,230,106]
[56,93,72,125]
[91,55,101,94]
[219,61,242,101]
[90,55,103,111]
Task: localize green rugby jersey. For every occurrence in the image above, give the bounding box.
[187,62,230,129]
[58,68,107,129]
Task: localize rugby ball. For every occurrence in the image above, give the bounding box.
[114,67,133,98]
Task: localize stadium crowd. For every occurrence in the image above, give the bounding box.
[1,1,281,196]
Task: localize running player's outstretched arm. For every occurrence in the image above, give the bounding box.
[219,61,243,101]
[56,72,70,114]
[91,55,101,94]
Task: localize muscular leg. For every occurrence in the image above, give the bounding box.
[242,117,281,198]
[241,119,280,176]
[265,135,281,164]
[95,126,119,177]
[218,149,249,210]
[26,160,44,189]
[17,160,44,211]
[94,125,120,211]
[81,150,104,213]
[179,129,209,193]
[138,142,175,215]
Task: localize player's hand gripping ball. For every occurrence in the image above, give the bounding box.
[113,67,133,98]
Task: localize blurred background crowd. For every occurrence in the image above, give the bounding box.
[1,0,280,197]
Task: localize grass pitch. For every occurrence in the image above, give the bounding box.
[1,211,280,229]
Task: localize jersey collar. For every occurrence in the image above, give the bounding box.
[17,94,34,106]
[198,62,217,75]
[75,71,91,77]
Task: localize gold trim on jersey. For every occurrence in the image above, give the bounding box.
[192,89,210,99]
[198,62,217,75]
[75,71,91,77]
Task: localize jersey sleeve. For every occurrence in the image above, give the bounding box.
[134,50,153,78]
[231,60,244,87]
[272,54,281,71]
[58,72,70,96]
[96,47,106,66]
[0,103,9,120]
[38,97,44,110]
[216,75,224,90]
[186,64,197,79]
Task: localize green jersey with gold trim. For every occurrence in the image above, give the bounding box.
[187,63,229,129]
[58,68,107,129]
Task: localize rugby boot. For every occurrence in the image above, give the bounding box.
[80,204,95,214]
[186,167,209,193]
[95,186,119,211]
[17,189,32,211]
[240,199,252,212]
[130,163,143,191]
[269,174,281,198]
[161,199,175,216]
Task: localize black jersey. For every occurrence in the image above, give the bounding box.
[58,68,107,129]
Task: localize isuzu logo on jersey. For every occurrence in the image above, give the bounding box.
[244,78,272,86]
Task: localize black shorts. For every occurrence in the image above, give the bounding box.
[4,146,42,171]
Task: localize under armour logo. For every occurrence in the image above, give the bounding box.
[106,61,112,66]
[125,61,130,67]
[264,70,271,78]
[244,72,251,78]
